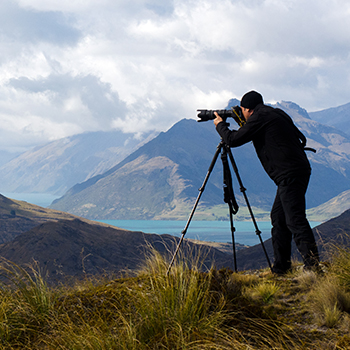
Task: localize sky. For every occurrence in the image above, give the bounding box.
[1,0,350,153]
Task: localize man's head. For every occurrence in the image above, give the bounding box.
[240,90,263,121]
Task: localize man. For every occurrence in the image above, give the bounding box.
[214,90,319,275]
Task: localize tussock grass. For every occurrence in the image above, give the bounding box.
[0,246,350,349]
[305,240,350,329]
[308,275,350,327]
[329,240,350,289]
[253,280,281,303]
[0,259,56,346]
[122,249,226,348]
[293,269,318,290]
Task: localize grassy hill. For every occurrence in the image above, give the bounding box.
[1,248,350,349]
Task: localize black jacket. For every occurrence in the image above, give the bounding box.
[216,104,311,185]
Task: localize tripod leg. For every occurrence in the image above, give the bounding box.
[228,204,237,272]
[166,142,223,276]
[226,146,272,271]
[221,146,238,271]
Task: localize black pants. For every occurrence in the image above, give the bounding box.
[271,174,319,273]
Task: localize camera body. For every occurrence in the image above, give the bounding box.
[197,106,246,127]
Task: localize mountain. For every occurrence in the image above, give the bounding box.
[277,101,350,208]
[50,101,350,220]
[50,119,275,219]
[0,149,21,167]
[236,207,350,270]
[309,102,350,136]
[0,129,158,195]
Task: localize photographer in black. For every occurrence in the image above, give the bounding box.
[213,91,320,275]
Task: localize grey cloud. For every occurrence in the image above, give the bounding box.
[8,73,127,128]
[0,1,81,45]
[145,3,175,16]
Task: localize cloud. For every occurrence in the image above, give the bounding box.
[0,0,349,152]
[0,73,126,151]
[8,74,126,124]
[0,1,81,46]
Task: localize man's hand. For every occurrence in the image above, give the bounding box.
[213,112,223,126]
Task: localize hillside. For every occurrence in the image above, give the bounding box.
[307,189,350,221]
[0,192,154,243]
[50,101,350,220]
[0,194,232,283]
[1,191,350,348]
[0,218,232,284]
[0,193,86,244]
[0,129,157,195]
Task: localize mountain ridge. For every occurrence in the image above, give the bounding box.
[309,102,350,136]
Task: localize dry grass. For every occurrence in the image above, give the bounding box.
[0,248,350,349]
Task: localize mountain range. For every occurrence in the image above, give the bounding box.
[0,129,157,195]
[0,99,349,221]
[49,100,350,221]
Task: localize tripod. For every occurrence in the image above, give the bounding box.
[166,140,272,275]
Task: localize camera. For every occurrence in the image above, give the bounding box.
[197,105,246,127]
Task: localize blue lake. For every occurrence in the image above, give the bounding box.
[2,192,321,246]
[97,219,321,246]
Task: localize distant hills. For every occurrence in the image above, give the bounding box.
[0,130,158,195]
[49,100,350,220]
